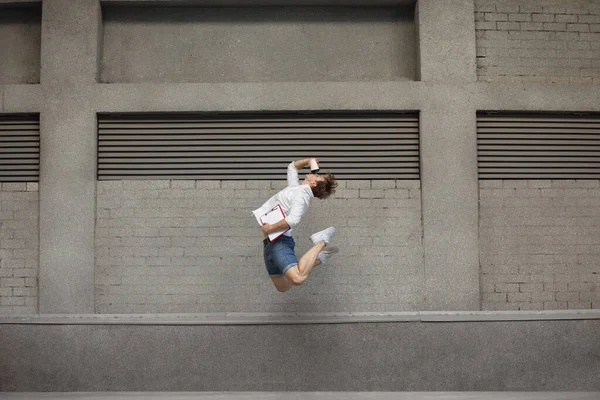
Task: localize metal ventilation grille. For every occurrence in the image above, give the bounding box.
[0,115,40,182]
[478,112,600,179]
[98,112,419,180]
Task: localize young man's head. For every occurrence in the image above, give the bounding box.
[304,172,338,200]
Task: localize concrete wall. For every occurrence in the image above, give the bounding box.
[1,318,599,391]
[480,179,600,311]
[0,5,41,84]
[96,179,423,312]
[475,0,600,83]
[1,0,600,392]
[101,6,417,83]
[0,0,598,318]
[0,183,38,314]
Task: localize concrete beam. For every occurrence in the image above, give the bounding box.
[102,0,417,7]
[2,84,42,112]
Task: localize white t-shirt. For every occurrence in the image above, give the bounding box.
[252,162,314,237]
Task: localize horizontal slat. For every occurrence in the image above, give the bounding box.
[100,140,419,146]
[99,174,421,180]
[0,115,40,182]
[99,157,420,163]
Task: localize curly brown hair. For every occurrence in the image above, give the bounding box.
[311,172,337,200]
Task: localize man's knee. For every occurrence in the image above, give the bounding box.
[288,273,306,286]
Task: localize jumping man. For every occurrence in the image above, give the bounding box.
[253,158,338,292]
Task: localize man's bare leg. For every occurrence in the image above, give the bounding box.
[270,275,293,292]
[284,241,326,286]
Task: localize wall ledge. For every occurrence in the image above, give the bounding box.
[1,310,599,325]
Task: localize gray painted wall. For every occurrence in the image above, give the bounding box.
[0,0,599,317]
[480,179,600,311]
[96,179,423,313]
[0,5,41,84]
[101,6,417,83]
[1,319,599,391]
[475,0,600,84]
[0,183,38,314]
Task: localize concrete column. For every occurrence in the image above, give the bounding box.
[416,0,479,310]
[39,0,101,313]
[416,0,477,82]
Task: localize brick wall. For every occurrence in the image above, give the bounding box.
[479,180,600,310]
[0,182,39,314]
[96,180,424,313]
[475,0,600,83]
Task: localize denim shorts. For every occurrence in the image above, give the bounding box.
[263,235,298,277]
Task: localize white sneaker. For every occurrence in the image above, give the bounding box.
[317,246,339,264]
[310,226,336,245]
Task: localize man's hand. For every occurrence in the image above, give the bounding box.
[293,158,316,170]
[261,223,274,235]
[261,219,291,236]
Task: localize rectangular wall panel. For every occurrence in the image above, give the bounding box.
[0,115,40,182]
[98,112,419,180]
[478,112,600,179]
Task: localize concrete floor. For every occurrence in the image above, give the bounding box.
[1,393,599,400]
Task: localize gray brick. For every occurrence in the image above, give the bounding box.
[1,278,24,287]
[532,13,555,23]
[567,7,591,15]
[508,292,532,302]
[494,283,519,292]
[503,180,529,189]
[1,296,24,306]
[541,6,566,14]
[479,180,503,189]
[335,189,359,199]
[371,180,395,190]
[221,181,246,189]
[555,292,580,302]
[508,13,531,22]
[359,189,384,199]
[567,23,590,32]
[12,268,37,278]
[483,292,507,302]
[12,287,36,296]
[485,13,508,22]
[474,2,496,13]
[544,301,567,310]
[556,14,578,23]
[1,183,26,191]
[12,304,36,314]
[497,21,521,30]
[347,181,370,189]
[482,302,519,311]
[170,180,195,190]
[568,301,592,309]
[520,5,543,13]
[518,302,543,310]
[543,22,567,31]
[26,182,38,192]
[530,292,555,302]
[123,180,170,190]
[580,32,600,43]
[591,24,600,33]
[519,283,543,293]
[23,278,36,287]
[476,21,497,30]
[568,282,591,291]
